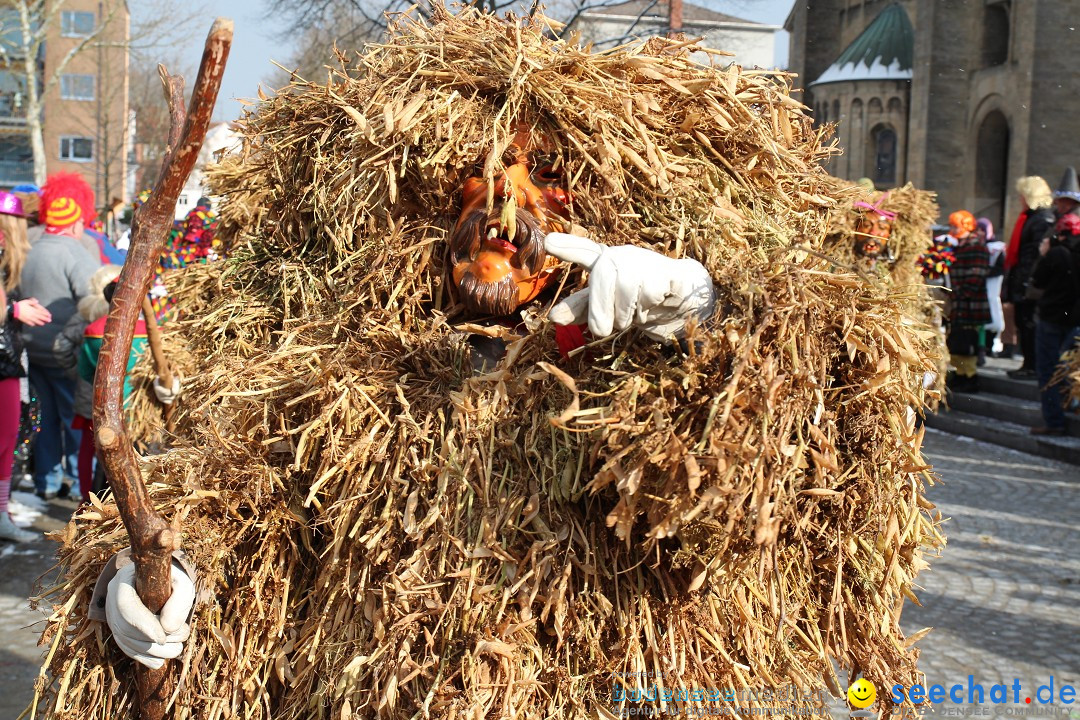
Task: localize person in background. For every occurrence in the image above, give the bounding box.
[105,197,125,241]
[0,192,51,541]
[85,222,127,266]
[53,265,123,502]
[1051,166,1080,224]
[26,172,103,264]
[1003,176,1055,378]
[946,210,991,393]
[977,217,1005,363]
[1026,213,1080,435]
[20,174,99,499]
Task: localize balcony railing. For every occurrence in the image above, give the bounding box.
[0,100,27,125]
[0,159,35,186]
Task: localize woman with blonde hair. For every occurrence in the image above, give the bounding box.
[0,192,51,542]
[1003,175,1055,378]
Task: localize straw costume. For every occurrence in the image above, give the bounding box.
[33,9,944,720]
[825,183,945,396]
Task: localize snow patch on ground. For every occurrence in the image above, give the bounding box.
[8,491,46,527]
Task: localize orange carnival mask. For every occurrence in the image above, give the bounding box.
[450,129,571,316]
[852,198,895,260]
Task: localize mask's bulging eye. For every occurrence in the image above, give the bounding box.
[531,163,561,186]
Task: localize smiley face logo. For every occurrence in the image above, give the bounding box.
[847,678,876,709]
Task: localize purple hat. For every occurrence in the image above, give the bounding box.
[0,191,25,218]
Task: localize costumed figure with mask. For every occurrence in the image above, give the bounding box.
[31,10,944,720]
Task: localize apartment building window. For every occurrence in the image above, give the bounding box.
[60,136,93,162]
[60,74,95,101]
[61,11,96,37]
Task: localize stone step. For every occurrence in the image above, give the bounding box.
[945,389,1080,435]
[974,369,1041,403]
[923,407,1080,466]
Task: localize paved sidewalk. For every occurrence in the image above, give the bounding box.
[0,491,74,720]
[899,430,1080,718]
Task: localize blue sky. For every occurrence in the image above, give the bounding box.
[171,2,293,121]
[167,0,793,122]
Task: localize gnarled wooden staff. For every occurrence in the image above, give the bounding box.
[92,18,232,720]
[142,295,177,432]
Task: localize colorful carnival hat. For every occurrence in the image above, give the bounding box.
[39,171,95,228]
[0,191,26,218]
[948,210,976,234]
[9,183,38,219]
[43,197,82,228]
[1053,166,1080,203]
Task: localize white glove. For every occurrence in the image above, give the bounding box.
[105,561,196,670]
[544,233,716,343]
[152,377,181,406]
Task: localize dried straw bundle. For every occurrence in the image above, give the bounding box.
[33,8,943,720]
[125,265,220,448]
[1056,346,1080,403]
[824,183,938,288]
[822,183,945,396]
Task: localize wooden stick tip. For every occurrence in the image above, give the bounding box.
[210,17,235,37]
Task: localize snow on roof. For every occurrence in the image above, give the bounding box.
[811,3,914,87]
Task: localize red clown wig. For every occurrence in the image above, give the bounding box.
[39,171,96,228]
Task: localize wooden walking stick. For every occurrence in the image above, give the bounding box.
[142,297,174,390]
[141,296,177,431]
[92,18,232,720]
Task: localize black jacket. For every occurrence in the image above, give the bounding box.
[1004,207,1055,303]
[0,279,25,380]
[1029,233,1080,327]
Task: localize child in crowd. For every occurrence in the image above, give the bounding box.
[977,217,1006,362]
[53,265,123,502]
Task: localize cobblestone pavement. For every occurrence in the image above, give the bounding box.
[1,431,1077,719]
[897,430,1080,720]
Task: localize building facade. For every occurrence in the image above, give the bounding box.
[0,0,130,208]
[0,7,36,188]
[570,0,778,69]
[786,0,1080,230]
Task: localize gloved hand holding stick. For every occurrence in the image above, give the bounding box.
[92,19,231,720]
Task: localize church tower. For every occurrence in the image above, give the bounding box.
[786,0,1080,230]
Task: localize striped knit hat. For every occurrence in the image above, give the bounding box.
[44,197,83,228]
[39,171,95,229]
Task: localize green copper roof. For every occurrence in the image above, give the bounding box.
[833,3,914,71]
